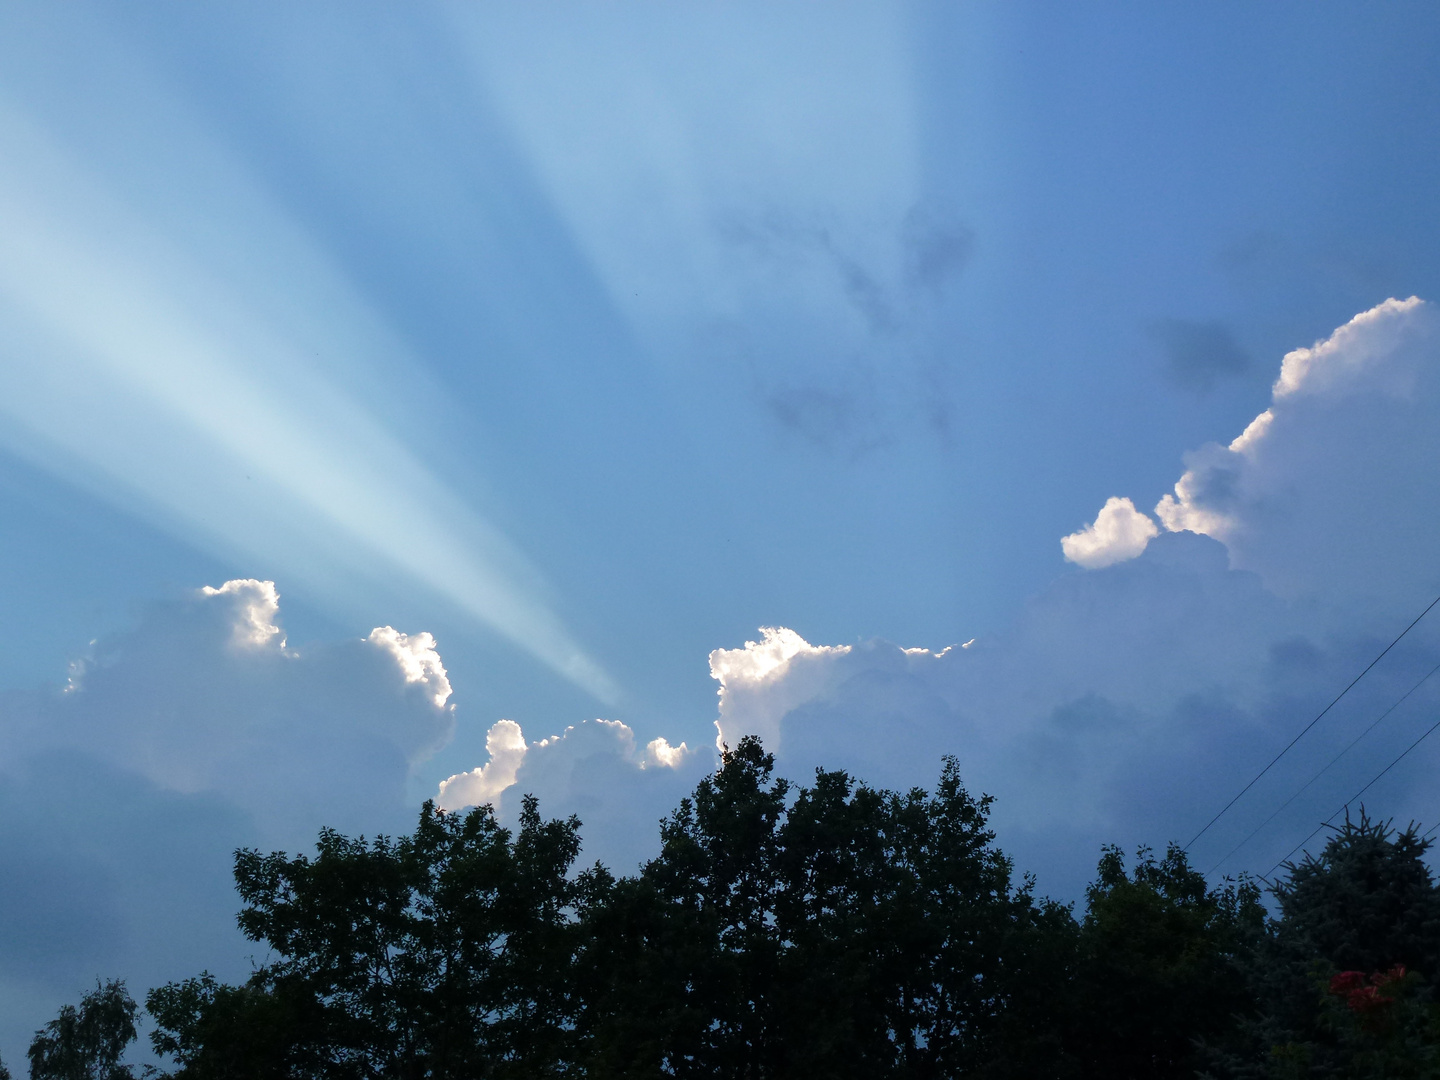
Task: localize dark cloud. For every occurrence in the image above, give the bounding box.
[1217,231,1287,274]
[712,203,972,453]
[763,380,886,455]
[902,205,974,292]
[0,750,252,1063]
[1148,318,1252,391]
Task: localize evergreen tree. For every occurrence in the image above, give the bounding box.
[1205,810,1440,1078]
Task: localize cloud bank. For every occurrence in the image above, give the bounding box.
[0,579,458,1056]
[453,299,1440,896]
[7,299,1440,1063]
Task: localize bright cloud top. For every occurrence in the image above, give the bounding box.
[1272,296,1428,399]
[437,717,694,813]
[1060,496,1160,568]
[1065,297,1440,615]
[708,627,853,753]
[200,578,285,648]
[1,578,457,845]
[368,627,454,709]
[436,719,528,810]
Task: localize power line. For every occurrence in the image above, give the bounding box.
[1185,593,1440,851]
[1206,658,1440,875]
[1263,709,1440,879]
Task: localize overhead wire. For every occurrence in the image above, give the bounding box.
[1263,708,1440,879]
[1206,657,1440,875]
[1184,592,1440,851]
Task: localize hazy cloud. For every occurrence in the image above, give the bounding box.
[0,579,455,845]
[902,204,974,292]
[1148,317,1251,392]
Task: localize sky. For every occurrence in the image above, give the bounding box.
[3,0,1440,1060]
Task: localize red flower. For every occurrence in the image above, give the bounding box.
[1330,966,1405,1014]
[1330,971,1367,995]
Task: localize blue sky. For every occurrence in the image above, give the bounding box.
[3,0,1440,1059]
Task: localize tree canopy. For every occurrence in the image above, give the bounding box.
[27,738,1440,1079]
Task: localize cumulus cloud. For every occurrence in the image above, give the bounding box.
[1,578,455,845]
[1065,298,1440,612]
[704,530,1440,898]
[1153,296,1440,613]
[708,627,852,752]
[1060,496,1160,568]
[736,298,1440,894]
[368,626,454,709]
[435,719,527,811]
[0,578,462,1059]
[436,717,703,872]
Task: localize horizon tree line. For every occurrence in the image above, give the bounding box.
[11,735,1440,1078]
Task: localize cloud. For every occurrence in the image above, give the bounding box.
[1060,496,1160,568]
[902,204,974,292]
[702,529,1440,896]
[667,197,971,454]
[1,579,455,845]
[436,717,704,873]
[708,627,852,753]
[431,297,1440,898]
[1148,317,1251,391]
[435,718,527,810]
[1064,298,1440,613]
[0,578,461,1060]
[1153,296,1439,612]
[699,298,1440,894]
[0,751,251,1061]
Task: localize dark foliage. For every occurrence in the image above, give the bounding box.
[28,979,141,1080]
[575,738,1075,1078]
[1203,810,1440,1079]
[1068,844,1265,1079]
[147,793,587,1078]
[131,743,1440,1079]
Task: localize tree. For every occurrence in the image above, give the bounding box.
[1067,844,1265,1079]
[1211,811,1440,1079]
[147,796,590,1078]
[28,979,141,1080]
[576,737,1073,1079]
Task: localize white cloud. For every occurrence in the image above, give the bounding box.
[435,717,702,871]
[368,626,453,709]
[1153,296,1440,613]
[200,579,285,648]
[1272,296,1426,399]
[1,579,455,845]
[708,627,851,752]
[1060,496,1160,568]
[435,719,526,811]
[645,736,689,768]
